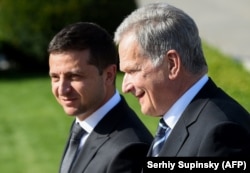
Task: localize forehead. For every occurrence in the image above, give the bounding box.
[49,50,92,72]
[119,34,138,64]
[118,33,152,71]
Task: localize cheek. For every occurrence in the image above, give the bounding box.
[132,73,146,86]
[72,81,91,97]
[69,83,82,94]
[51,83,58,96]
[145,78,166,100]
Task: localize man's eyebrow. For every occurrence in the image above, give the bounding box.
[48,70,82,76]
[49,72,56,76]
[70,69,84,74]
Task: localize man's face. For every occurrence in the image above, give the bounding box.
[118,34,171,116]
[49,50,108,120]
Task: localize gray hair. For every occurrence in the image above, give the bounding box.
[114,3,207,74]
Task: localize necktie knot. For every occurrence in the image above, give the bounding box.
[71,123,85,143]
[151,118,170,157]
[156,119,168,136]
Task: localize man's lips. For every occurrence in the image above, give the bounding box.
[61,98,77,105]
[135,92,145,99]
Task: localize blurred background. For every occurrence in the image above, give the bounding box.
[0,0,137,74]
[0,0,249,172]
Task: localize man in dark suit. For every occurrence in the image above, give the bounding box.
[114,2,250,157]
[48,22,153,172]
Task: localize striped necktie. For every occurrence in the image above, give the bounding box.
[151,118,170,157]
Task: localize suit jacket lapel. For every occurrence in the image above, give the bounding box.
[59,121,76,173]
[70,97,125,172]
[159,98,209,156]
[71,132,110,172]
[159,118,188,156]
[158,79,216,156]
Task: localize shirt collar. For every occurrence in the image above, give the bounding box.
[76,90,121,134]
[163,75,208,129]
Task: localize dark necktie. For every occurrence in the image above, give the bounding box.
[60,123,85,173]
[151,118,170,157]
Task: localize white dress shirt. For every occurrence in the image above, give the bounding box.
[75,90,121,149]
[162,75,209,133]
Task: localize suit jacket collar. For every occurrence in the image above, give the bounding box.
[158,78,218,156]
[70,96,127,172]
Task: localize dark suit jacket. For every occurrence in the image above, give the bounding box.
[60,96,153,173]
[149,78,250,157]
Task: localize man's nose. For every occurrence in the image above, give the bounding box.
[58,79,71,95]
[122,73,133,93]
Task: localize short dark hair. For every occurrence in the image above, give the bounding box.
[48,22,118,74]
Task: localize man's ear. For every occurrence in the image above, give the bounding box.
[166,50,181,80]
[104,64,117,84]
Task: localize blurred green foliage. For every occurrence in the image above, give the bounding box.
[0,0,136,62]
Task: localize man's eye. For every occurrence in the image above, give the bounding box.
[50,75,59,82]
[128,70,137,74]
[71,74,82,80]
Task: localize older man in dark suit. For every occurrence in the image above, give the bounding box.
[114,2,250,157]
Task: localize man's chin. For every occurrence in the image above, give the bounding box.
[63,108,78,116]
[141,107,158,117]
[141,107,149,115]
[66,114,77,117]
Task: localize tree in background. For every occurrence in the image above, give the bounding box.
[0,0,137,72]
